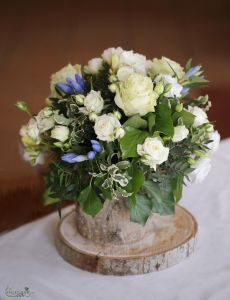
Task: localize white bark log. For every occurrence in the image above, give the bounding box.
[56,205,198,275]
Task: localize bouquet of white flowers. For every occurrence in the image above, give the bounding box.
[17,47,220,225]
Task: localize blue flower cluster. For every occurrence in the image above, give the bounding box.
[61,140,102,163]
[56,74,86,95]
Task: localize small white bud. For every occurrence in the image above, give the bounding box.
[89,112,98,122]
[73,95,85,105]
[109,84,117,93]
[113,110,121,120]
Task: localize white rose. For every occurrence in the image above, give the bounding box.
[35,107,55,133]
[188,158,211,183]
[51,125,69,142]
[117,66,134,81]
[137,137,169,170]
[102,47,123,64]
[50,63,81,96]
[84,58,103,74]
[84,90,104,114]
[115,73,158,116]
[94,114,122,142]
[172,125,189,142]
[149,57,185,79]
[154,74,183,98]
[188,106,208,127]
[208,130,220,155]
[119,50,147,74]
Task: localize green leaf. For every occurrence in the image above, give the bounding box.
[123,114,147,129]
[78,185,103,216]
[173,109,195,127]
[143,180,174,215]
[185,58,192,72]
[43,189,61,205]
[171,175,183,202]
[119,126,149,159]
[126,162,145,195]
[147,112,156,133]
[129,194,152,225]
[155,100,174,137]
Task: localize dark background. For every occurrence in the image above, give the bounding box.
[1,0,230,232]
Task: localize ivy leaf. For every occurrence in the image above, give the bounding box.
[126,162,145,195]
[147,112,156,133]
[143,180,174,215]
[119,126,149,159]
[173,109,195,127]
[155,100,174,137]
[78,185,103,216]
[43,189,61,205]
[129,194,152,225]
[54,113,72,125]
[123,114,147,129]
[171,174,183,202]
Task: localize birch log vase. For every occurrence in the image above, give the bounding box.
[56,198,198,275]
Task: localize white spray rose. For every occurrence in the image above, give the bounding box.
[50,63,81,96]
[188,158,212,183]
[149,57,185,79]
[137,137,169,170]
[154,74,183,98]
[84,58,103,74]
[115,73,158,116]
[94,114,123,142]
[51,125,69,142]
[102,47,124,64]
[119,50,147,74]
[117,66,134,81]
[188,106,208,127]
[172,125,189,143]
[208,130,220,155]
[83,90,104,114]
[35,107,55,133]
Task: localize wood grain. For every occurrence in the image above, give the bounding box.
[56,205,197,275]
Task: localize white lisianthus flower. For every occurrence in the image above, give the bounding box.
[119,50,147,74]
[149,57,185,79]
[154,74,183,98]
[137,137,169,170]
[94,114,123,142]
[23,151,45,165]
[117,66,134,81]
[188,106,208,127]
[51,125,69,142]
[83,90,104,114]
[20,118,41,146]
[115,73,158,116]
[102,47,123,65]
[172,125,189,143]
[208,130,220,154]
[35,107,55,133]
[84,58,103,74]
[50,63,81,96]
[188,157,212,183]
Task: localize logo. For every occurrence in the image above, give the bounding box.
[4,286,34,298]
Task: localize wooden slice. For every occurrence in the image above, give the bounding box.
[56,205,197,275]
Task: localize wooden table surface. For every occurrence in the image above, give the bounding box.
[0,0,230,232]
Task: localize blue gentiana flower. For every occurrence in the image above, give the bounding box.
[181,87,190,93]
[185,65,201,78]
[61,140,103,164]
[56,74,86,95]
[91,140,103,153]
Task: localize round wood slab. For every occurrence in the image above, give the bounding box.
[56,205,198,275]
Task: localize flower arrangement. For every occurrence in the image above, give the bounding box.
[17,47,220,225]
